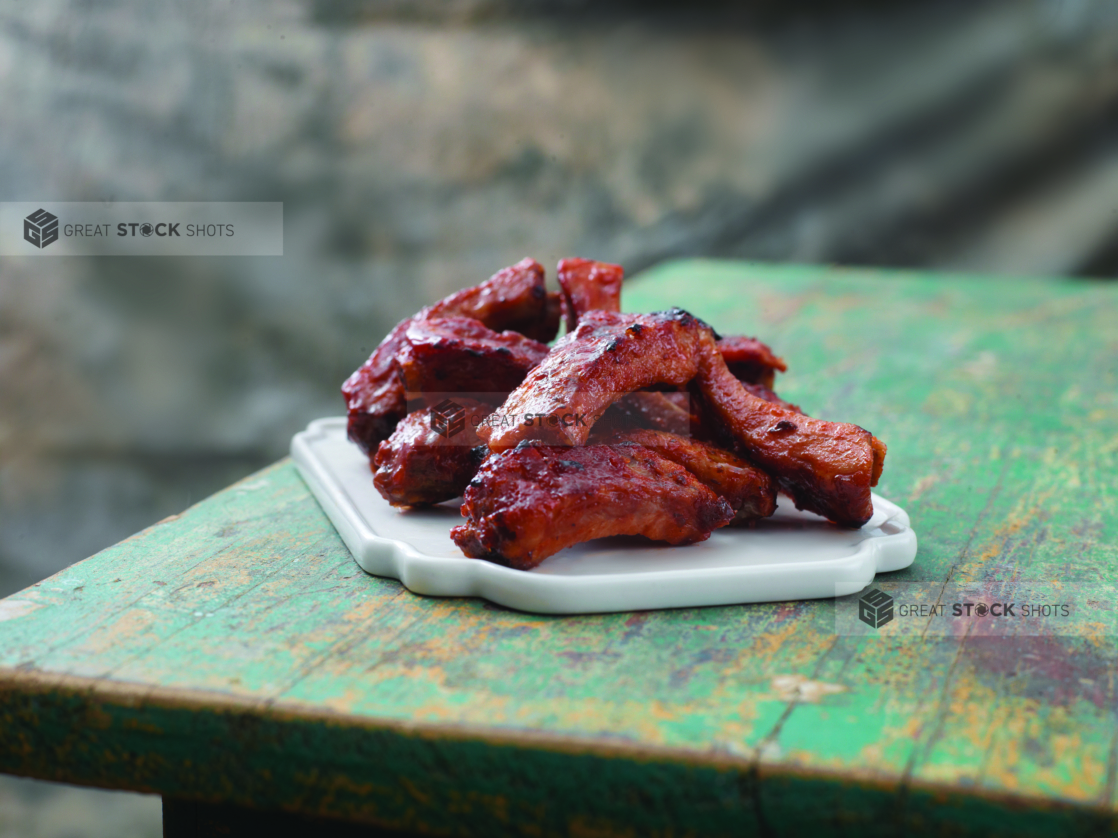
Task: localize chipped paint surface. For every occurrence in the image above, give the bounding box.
[0,598,40,622]
[769,674,847,703]
[1,261,1117,836]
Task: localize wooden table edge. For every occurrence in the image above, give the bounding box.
[3,666,1115,835]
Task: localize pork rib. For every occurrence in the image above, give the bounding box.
[694,344,886,527]
[477,308,713,451]
[557,257,624,332]
[342,258,558,453]
[373,400,492,507]
[398,317,549,397]
[606,429,777,525]
[717,336,787,389]
[452,441,733,569]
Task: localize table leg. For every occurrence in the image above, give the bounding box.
[163,798,426,837]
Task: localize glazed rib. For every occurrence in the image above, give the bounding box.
[342,258,558,453]
[694,343,886,527]
[451,442,733,569]
[607,429,777,525]
[427,258,560,340]
[398,317,549,397]
[557,257,624,332]
[373,401,492,507]
[478,308,713,451]
[717,336,787,389]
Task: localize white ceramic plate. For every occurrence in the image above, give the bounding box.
[291,418,916,614]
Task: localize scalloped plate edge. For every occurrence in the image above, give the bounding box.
[291,417,916,614]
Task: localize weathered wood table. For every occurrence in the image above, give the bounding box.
[2,261,1116,837]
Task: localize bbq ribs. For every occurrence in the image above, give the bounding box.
[451,441,734,569]
[397,317,550,399]
[603,429,777,525]
[475,305,884,527]
[373,399,492,507]
[343,257,890,569]
[342,258,559,453]
[478,308,713,451]
[557,257,624,332]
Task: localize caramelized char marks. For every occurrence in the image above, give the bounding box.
[695,344,886,527]
[608,429,777,524]
[557,258,624,332]
[426,258,555,338]
[373,401,491,506]
[451,443,733,569]
[343,258,557,453]
[478,309,713,451]
[398,317,549,396]
[479,302,884,527]
[717,336,787,389]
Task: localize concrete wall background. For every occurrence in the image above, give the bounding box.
[3,0,1118,833]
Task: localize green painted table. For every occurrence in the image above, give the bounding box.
[2,261,1117,837]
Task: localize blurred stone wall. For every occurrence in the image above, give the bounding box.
[6,0,1118,598]
[4,0,1118,589]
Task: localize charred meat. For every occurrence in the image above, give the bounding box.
[451,441,733,569]
[695,343,885,527]
[373,400,492,507]
[342,258,559,453]
[478,308,714,451]
[342,256,893,569]
[605,429,776,525]
[397,317,549,398]
[557,257,624,332]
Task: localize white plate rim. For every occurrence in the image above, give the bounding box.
[291,417,917,614]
